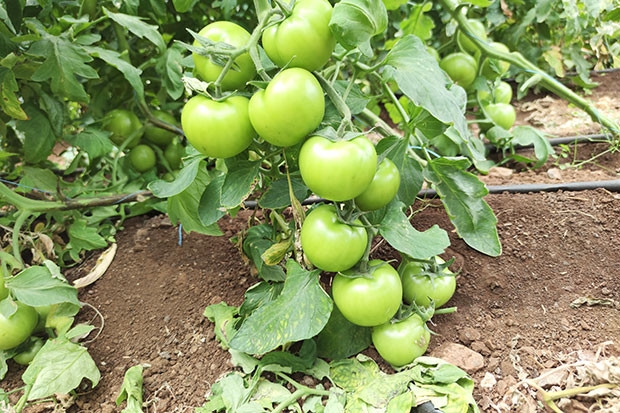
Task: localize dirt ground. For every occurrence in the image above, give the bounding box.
[4,70,620,412]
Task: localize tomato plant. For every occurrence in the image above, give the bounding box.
[144,110,178,147]
[331,260,403,327]
[0,300,38,351]
[371,313,431,367]
[262,0,336,71]
[193,21,256,91]
[299,136,378,201]
[398,257,457,308]
[103,109,143,148]
[248,68,325,147]
[439,52,478,89]
[129,144,157,172]
[300,204,368,272]
[353,158,400,211]
[181,94,256,158]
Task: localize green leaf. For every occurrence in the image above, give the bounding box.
[196,172,226,229]
[382,0,408,11]
[157,44,185,100]
[376,136,424,207]
[379,201,450,259]
[65,127,114,159]
[383,35,469,140]
[23,337,100,401]
[229,261,332,354]
[0,353,7,381]
[258,176,309,209]
[424,158,501,257]
[203,302,239,349]
[330,0,388,56]
[116,365,144,413]
[104,8,166,52]
[510,126,553,168]
[168,167,223,236]
[239,281,284,319]
[0,67,27,120]
[67,219,108,253]
[259,340,317,373]
[85,46,144,103]
[242,225,287,282]
[19,166,59,193]
[149,157,202,198]
[400,2,435,41]
[333,80,371,115]
[221,160,260,208]
[15,104,56,164]
[28,35,98,102]
[5,265,80,307]
[172,0,199,13]
[315,305,371,360]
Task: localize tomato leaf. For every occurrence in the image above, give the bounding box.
[116,365,144,412]
[85,46,145,103]
[379,202,449,259]
[15,104,56,164]
[258,176,310,209]
[149,157,202,198]
[65,127,115,160]
[424,157,501,257]
[156,43,185,100]
[172,0,199,13]
[242,225,287,282]
[510,126,553,168]
[315,305,371,360]
[203,302,239,350]
[0,67,27,120]
[6,265,80,307]
[103,8,166,52]
[229,261,332,355]
[330,0,388,56]
[22,337,100,401]
[221,159,260,208]
[376,136,424,207]
[382,35,469,142]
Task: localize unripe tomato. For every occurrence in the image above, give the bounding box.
[299,136,377,201]
[144,110,179,147]
[332,260,403,327]
[477,81,513,105]
[193,21,256,91]
[0,301,38,351]
[430,134,460,157]
[484,102,516,130]
[181,94,256,158]
[481,42,511,79]
[262,0,336,71]
[398,256,456,308]
[354,158,400,211]
[13,336,44,365]
[103,109,143,148]
[249,68,325,147]
[129,144,157,172]
[440,52,478,89]
[372,313,431,367]
[457,19,487,54]
[164,138,185,170]
[300,204,368,272]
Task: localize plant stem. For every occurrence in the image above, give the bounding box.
[315,73,353,137]
[438,0,620,137]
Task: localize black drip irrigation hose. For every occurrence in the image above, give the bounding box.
[486,133,614,152]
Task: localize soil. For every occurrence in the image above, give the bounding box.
[3,70,620,412]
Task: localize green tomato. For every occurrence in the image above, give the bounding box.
[103,109,143,148]
[144,110,178,147]
[129,144,157,172]
[372,313,431,367]
[430,134,460,157]
[354,158,400,211]
[398,256,456,308]
[0,300,38,351]
[262,0,335,71]
[181,94,256,158]
[164,138,185,170]
[481,42,511,79]
[440,52,478,89]
[332,260,403,327]
[249,68,324,147]
[299,136,378,201]
[13,336,44,366]
[477,81,513,105]
[484,102,516,130]
[457,19,487,54]
[193,21,256,91]
[300,204,368,272]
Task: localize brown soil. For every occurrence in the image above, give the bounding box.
[4,71,620,412]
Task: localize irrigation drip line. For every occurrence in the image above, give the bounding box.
[485,133,613,153]
[242,179,620,209]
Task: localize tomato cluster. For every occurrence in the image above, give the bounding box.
[102,108,186,178]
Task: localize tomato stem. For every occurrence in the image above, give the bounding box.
[315,73,353,138]
[271,0,293,17]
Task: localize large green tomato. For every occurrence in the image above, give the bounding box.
[249,68,324,147]
[262,0,335,71]
[484,102,516,130]
[103,109,143,148]
[331,260,403,327]
[181,94,256,158]
[372,313,431,367]
[193,21,256,91]
[144,110,178,147]
[457,19,487,54]
[440,52,478,89]
[0,300,38,351]
[354,158,400,211]
[481,42,511,79]
[299,136,378,201]
[398,257,456,308]
[300,204,367,272]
